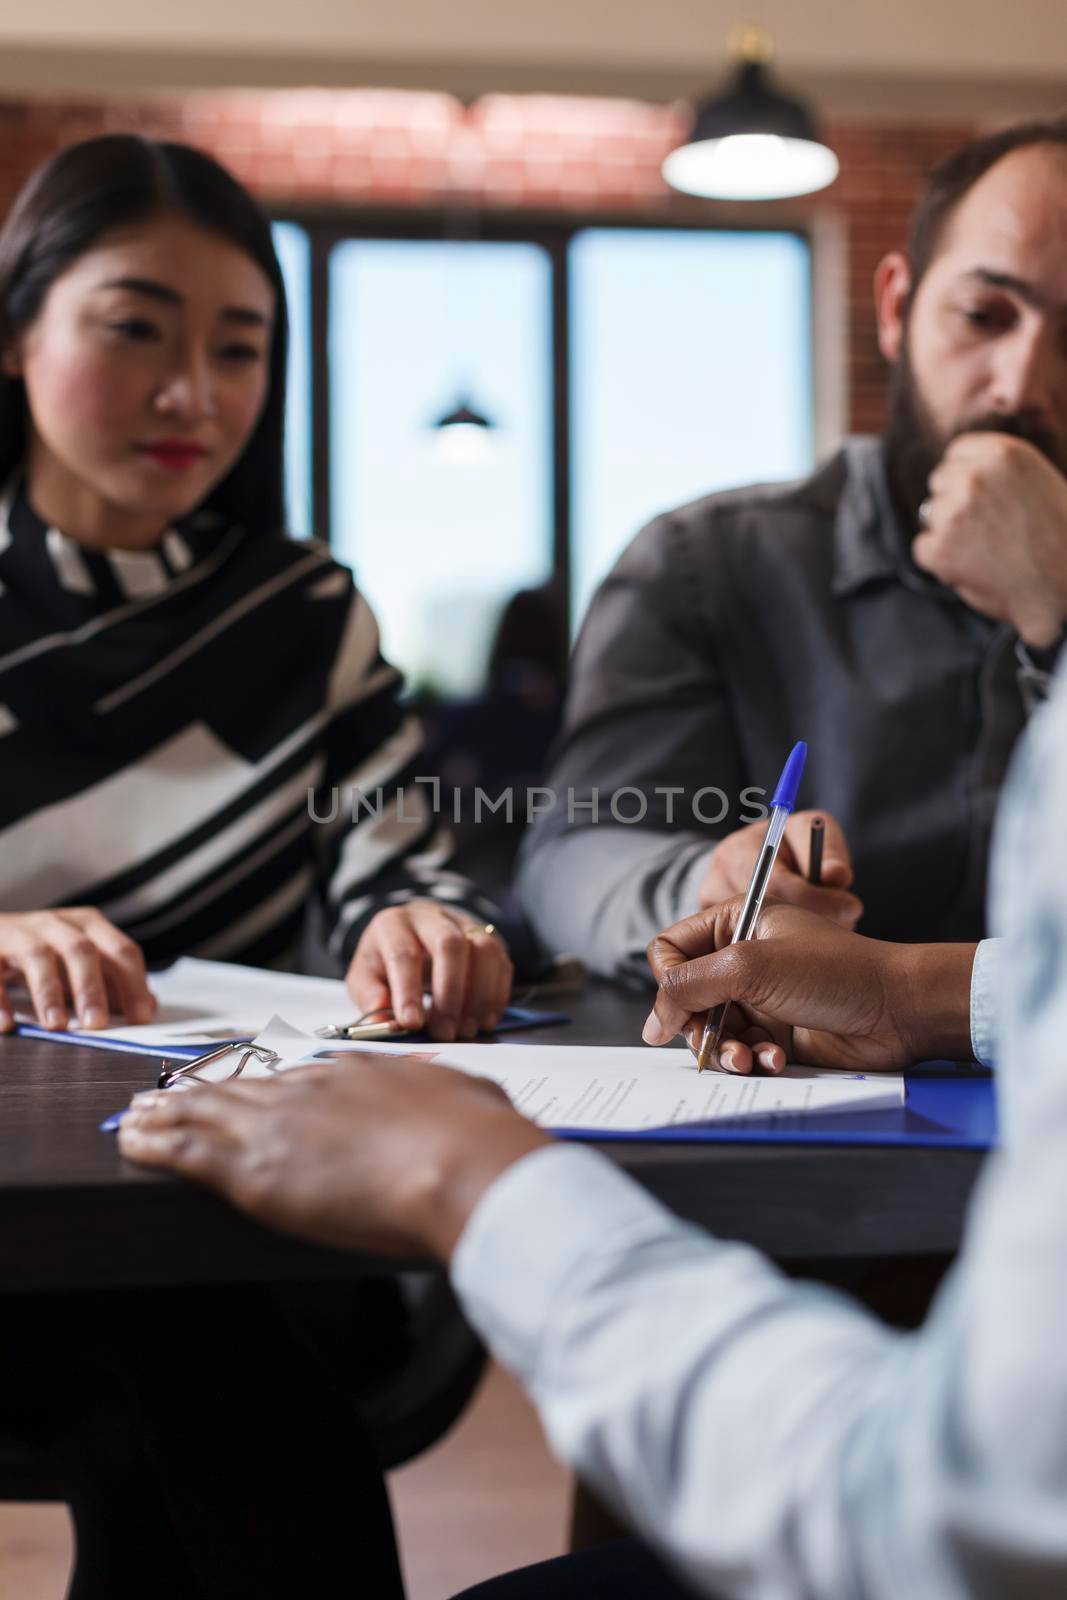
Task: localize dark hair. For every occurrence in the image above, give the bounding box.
[908,116,1067,293]
[0,134,288,531]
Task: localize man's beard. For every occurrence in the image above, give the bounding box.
[884,340,1067,533]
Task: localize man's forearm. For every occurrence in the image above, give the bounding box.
[517,828,712,984]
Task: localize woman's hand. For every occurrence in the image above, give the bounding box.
[0,908,156,1033]
[346,901,514,1042]
[644,899,976,1074]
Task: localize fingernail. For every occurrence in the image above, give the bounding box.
[400,1005,423,1029]
[130,1002,154,1025]
[482,1015,500,1034]
[437,1021,456,1043]
[82,1007,108,1030]
[0,1011,12,1033]
[46,1008,66,1030]
[460,1018,478,1039]
[642,1012,666,1045]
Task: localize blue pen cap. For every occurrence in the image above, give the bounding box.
[770,741,807,812]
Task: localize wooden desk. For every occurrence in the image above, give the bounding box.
[0,983,986,1292]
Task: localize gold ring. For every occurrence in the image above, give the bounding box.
[464,922,496,939]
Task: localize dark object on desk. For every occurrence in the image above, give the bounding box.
[319,1002,570,1044]
[808,816,825,886]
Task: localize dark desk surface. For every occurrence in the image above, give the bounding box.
[0,983,986,1292]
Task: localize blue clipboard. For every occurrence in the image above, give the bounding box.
[554,1061,997,1150]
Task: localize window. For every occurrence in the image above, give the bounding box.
[568,228,813,628]
[273,217,815,680]
[329,240,554,696]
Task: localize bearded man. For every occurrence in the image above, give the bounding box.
[518,118,1067,980]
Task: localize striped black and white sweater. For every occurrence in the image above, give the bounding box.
[0,482,498,970]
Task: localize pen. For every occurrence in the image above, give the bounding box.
[808,816,824,886]
[695,741,808,1072]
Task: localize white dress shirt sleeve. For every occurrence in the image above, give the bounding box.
[453,1109,1067,1598]
[968,937,1004,1067]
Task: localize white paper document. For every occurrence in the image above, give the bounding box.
[233,1022,906,1133]
[28,958,356,1046]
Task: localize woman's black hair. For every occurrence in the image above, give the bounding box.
[0,134,288,531]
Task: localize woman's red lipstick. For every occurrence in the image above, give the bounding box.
[141,441,209,471]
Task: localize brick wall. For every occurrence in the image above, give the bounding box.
[0,90,978,435]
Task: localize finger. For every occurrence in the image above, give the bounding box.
[373,910,429,1029]
[410,908,469,1041]
[763,864,862,927]
[487,951,513,1033]
[50,930,111,1029]
[703,1017,775,1075]
[699,1022,782,1077]
[18,946,71,1030]
[682,1010,708,1056]
[345,935,394,1020]
[717,1037,754,1074]
[101,946,155,1024]
[118,1114,233,1184]
[735,1023,787,1076]
[955,585,1011,623]
[927,456,971,494]
[648,941,785,1045]
[81,918,154,1024]
[646,940,749,1045]
[648,901,742,981]
[459,934,505,1038]
[0,977,12,1033]
[124,1082,263,1136]
[912,529,934,569]
[941,432,1010,466]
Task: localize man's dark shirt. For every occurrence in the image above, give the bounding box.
[518,438,1039,982]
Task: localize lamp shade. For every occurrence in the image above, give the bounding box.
[663,57,838,201]
[433,398,492,431]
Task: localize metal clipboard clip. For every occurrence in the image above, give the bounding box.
[158,1009,411,1091]
[158,1040,283,1091]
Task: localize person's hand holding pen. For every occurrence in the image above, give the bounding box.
[347,901,513,1043]
[696,810,862,929]
[643,899,977,1075]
